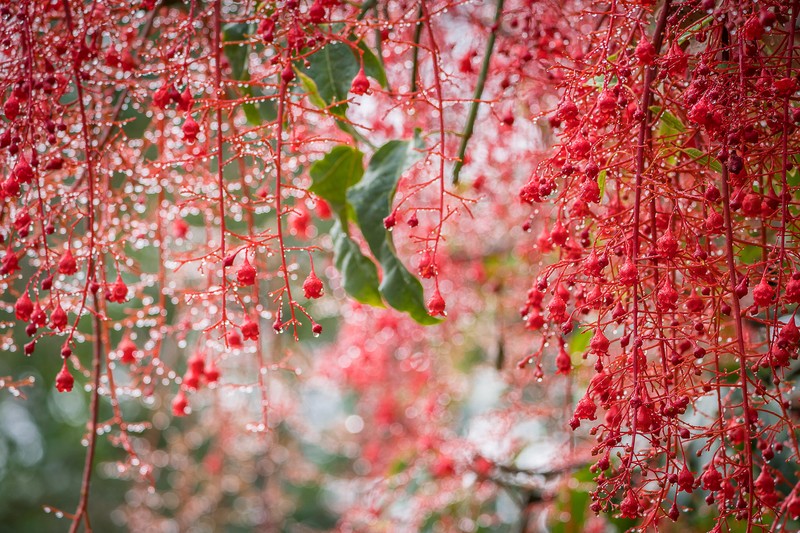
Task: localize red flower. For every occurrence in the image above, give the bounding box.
[242,317,260,341]
[237,257,256,286]
[50,304,68,331]
[182,116,199,143]
[13,158,33,184]
[350,67,370,96]
[15,292,33,321]
[677,464,695,493]
[555,345,571,375]
[55,361,74,393]
[589,328,610,354]
[427,289,446,317]
[107,274,129,303]
[58,249,78,275]
[172,391,188,416]
[226,329,243,348]
[118,338,138,364]
[303,271,324,299]
[635,38,656,65]
[619,490,640,519]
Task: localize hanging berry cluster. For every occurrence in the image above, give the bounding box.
[520,0,800,528]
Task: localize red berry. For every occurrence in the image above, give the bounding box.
[182,116,199,143]
[118,338,138,364]
[107,274,129,303]
[303,271,324,299]
[237,257,256,286]
[350,67,370,96]
[427,289,446,317]
[55,361,74,392]
[15,291,33,321]
[242,317,260,340]
[172,391,188,416]
[58,249,78,275]
[50,304,68,331]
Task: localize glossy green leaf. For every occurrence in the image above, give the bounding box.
[348,140,413,253]
[331,223,383,307]
[303,42,360,116]
[309,145,364,218]
[682,148,723,173]
[358,40,388,88]
[348,138,441,325]
[650,105,685,133]
[379,252,439,325]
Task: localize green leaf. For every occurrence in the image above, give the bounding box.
[682,148,723,173]
[597,169,607,198]
[303,42,360,116]
[650,105,685,133]
[678,16,712,46]
[348,138,440,325]
[739,244,762,265]
[331,224,383,306]
[223,23,251,81]
[242,88,277,125]
[568,328,593,356]
[358,40,388,88]
[309,145,364,219]
[379,252,439,325]
[296,71,328,111]
[348,140,414,253]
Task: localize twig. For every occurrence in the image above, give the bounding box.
[409,3,424,93]
[452,0,504,185]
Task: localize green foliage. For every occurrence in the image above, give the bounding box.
[682,148,723,173]
[650,105,686,134]
[309,145,364,219]
[331,223,383,307]
[310,140,440,324]
[222,23,251,82]
[348,139,440,325]
[299,42,360,117]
